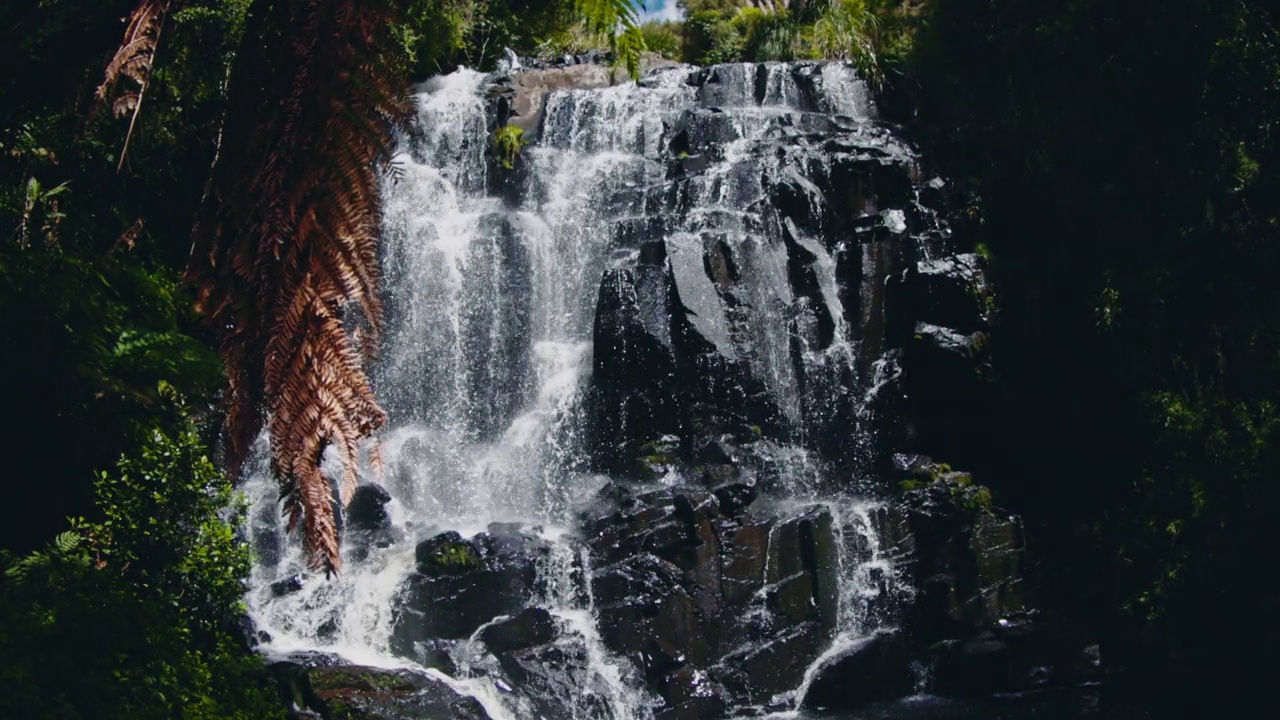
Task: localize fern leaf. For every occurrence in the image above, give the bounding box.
[189,0,405,574]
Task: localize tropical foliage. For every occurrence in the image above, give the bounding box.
[0,397,279,720]
[4,0,651,572]
[678,0,893,82]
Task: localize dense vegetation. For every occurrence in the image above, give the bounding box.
[1,0,1276,714]
[899,0,1280,703]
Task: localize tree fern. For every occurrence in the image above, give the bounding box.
[188,0,405,573]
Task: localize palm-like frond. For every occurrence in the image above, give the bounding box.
[575,0,647,77]
[189,0,405,574]
[96,1,186,171]
[97,0,175,115]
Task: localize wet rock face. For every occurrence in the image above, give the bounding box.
[486,55,681,138]
[582,483,841,710]
[567,61,982,474]
[892,472,1027,635]
[343,484,394,562]
[392,525,550,651]
[800,631,916,711]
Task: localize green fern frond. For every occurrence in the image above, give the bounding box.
[574,0,640,37]
[573,0,646,78]
[53,532,82,554]
[615,24,646,79]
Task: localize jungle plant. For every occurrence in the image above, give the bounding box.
[493,124,527,169]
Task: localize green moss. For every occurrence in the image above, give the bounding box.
[953,484,994,513]
[492,124,526,170]
[701,464,738,484]
[432,541,479,568]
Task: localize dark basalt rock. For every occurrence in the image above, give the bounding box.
[656,667,731,720]
[589,254,683,466]
[570,59,957,473]
[898,322,993,466]
[840,465,1101,700]
[345,484,392,533]
[493,637,619,720]
[479,607,558,654]
[901,253,992,334]
[715,621,829,703]
[801,631,915,711]
[272,662,492,720]
[581,480,842,709]
[270,574,304,598]
[413,531,479,577]
[398,637,460,676]
[392,527,549,646]
[344,484,394,561]
[710,481,757,515]
[897,478,1025,635]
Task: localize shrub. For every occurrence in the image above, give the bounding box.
[640,20,683,60]
[0,397,279,720]
[493,124,526,170]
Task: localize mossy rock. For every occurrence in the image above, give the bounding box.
[951,483,993,513]
[415,531,482,577]
[286,664,492,720]
[631,434,684,479]
[308,667,417,694]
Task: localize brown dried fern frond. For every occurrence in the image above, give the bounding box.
[98,0,171,111]
[97,1,185,171]
[189,0,406,574]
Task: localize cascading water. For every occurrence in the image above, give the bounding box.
[245,60,933,719]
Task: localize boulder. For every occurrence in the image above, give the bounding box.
[899,323,993,466]
[505,63,619,136]
[414,531,481,577]
[655,667,730,720]
[715,621,829,703]
[479,607,558,654]
[392,527,548,647]
[272,662,491,720]
[343,484,394,561]
[800,631,915,711]
[345,484,392,534]
[270,574,304,598]
[491,637,616,720]
[901,253,991,334]
[897,478,1025,635]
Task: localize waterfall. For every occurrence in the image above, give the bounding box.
[245,61,931,719]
